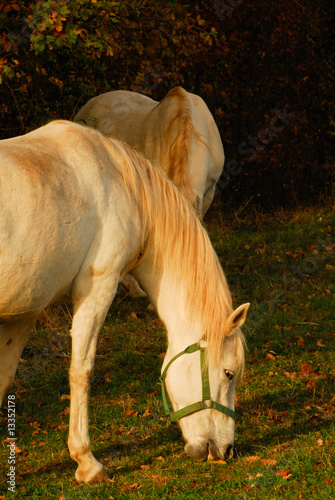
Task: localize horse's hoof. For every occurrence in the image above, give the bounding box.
[75,466,111,484]
[87,469,111,484]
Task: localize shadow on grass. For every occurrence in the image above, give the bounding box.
[8,370,334,478]
[236,381,335,455]
[11,420,181,486]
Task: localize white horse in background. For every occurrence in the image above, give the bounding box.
[75,87,225,297]
[0,121,249,484]
[74,87,225,219]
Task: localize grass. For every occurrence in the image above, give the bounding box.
[1,206,334,499]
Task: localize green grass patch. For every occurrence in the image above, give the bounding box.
[1,207,334,499]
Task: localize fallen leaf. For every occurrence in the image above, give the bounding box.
[276,467,292,480]
[245,456,261,463]
[121,483,141,492]
[261,458,277,466]
[142,407,151,417]
[302,363,313,374]
[151,474,168,485]
[3,438,21,454]
[59,407,70,415]
[247,472,263,480]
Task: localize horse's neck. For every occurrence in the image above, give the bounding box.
[131,250,202,356]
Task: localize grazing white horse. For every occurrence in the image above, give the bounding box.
[74,87,225,218]
[0,121,249,484]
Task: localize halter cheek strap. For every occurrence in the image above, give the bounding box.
[159,341,236,422]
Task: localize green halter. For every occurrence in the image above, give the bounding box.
[159,340,236,422]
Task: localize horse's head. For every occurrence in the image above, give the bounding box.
[161,303,248,461]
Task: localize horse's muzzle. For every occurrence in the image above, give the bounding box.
[184,441,234,461]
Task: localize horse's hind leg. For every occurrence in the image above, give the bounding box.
[121,273,146,297]
[0,318,36,406]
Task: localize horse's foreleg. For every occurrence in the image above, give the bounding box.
[0,319,36,406]
[68,282,117,484]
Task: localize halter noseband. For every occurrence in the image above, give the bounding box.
[159,340,236,422]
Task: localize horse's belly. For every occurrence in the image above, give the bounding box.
[0,222,91,316]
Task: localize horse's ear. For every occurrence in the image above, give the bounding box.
[226,303,250,336]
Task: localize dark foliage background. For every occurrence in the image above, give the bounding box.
[0,0,334,211]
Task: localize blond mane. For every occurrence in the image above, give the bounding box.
[159,87,196,200]
[102,133,244,370]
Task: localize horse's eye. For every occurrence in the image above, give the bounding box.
[225,370,234,380]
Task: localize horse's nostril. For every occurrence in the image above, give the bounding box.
[225,444,234,459]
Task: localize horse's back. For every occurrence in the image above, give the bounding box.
[74,91,158,147]
[0,121,142,317]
